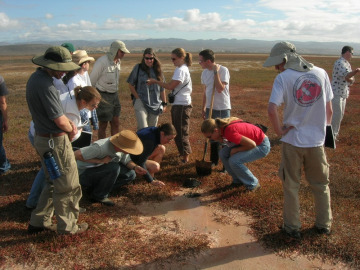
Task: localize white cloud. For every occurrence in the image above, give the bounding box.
[103,17,142,30]
[0,12,19,29]
[2,3,360,43]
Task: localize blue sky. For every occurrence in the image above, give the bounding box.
[1,0,360,43]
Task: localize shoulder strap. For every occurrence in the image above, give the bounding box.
[222,120,244,134]
[223,120,267,134]
[171,78,190,96]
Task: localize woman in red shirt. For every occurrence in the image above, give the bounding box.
[201,117,270,191]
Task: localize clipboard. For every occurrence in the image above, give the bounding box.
[72,131,92,149]
[324,125,336,149]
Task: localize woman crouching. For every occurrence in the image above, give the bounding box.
[201,117,270,191]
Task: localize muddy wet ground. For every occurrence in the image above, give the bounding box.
[136,189,348,270]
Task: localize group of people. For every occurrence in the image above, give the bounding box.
[0,39,358,239]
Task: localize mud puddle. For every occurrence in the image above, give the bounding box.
[136,189,348,270]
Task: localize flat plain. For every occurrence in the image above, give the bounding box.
[0,52,359,269]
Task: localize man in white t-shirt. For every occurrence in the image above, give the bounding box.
[199,49,231,167]
[264,42,333,239]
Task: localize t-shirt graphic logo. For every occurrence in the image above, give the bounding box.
[293,74,322,107]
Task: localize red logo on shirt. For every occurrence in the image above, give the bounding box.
[293,74,322,107]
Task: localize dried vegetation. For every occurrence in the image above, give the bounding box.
[0,53,359,269]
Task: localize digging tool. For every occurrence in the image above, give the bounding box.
[196,77,216,176]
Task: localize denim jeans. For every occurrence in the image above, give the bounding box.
[0,113,10,174]
[79,162,136,200]
[26,130,46,208]
[219,137,271,190]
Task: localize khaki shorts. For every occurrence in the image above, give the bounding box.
[96,90,121,121]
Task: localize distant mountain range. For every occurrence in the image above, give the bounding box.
[0,38,358,56]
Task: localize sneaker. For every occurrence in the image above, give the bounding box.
[94,197,115,206]
[27,223,57,234]
[248,183,261,192]
[59,223,89,235]
[315,226,331,235]
[73,223,88,234]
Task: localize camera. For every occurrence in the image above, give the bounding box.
[168,92,175,104]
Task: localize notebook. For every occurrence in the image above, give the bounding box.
[72,131,92,149]
[324,125,336,149]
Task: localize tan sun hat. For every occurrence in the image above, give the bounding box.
[72,50,95,65]
[32,46,80,71]
[110,40,130,54]
[110,130,143,155]
[263,41,313,72]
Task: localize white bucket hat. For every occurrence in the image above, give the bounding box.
[263,41,313,72]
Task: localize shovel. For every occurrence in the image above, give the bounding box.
[196,78,216,176]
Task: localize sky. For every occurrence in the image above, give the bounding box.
[1,0,360,44]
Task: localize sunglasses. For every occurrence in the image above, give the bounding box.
[171,58,176,61]
[144,57,154,60]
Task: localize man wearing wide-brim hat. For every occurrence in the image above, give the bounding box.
[74,129,148,206]
[265,41,333,239]
[26,46,88,235]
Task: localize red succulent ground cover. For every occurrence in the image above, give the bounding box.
[0,53,359,269]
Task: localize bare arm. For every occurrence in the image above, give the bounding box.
[326,101,333,125]
[213,64,226,93]
[230,136,256,156]
[268,102,293,137]
[345,67,360,82]
[129,84,139,99]
[0,96,8,132]
[147,78,180,91]
[74,149,112,164]
[160,90,167,113]
[53,115,77,141]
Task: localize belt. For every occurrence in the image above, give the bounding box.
[96,88,116,94]
[36,132,67,138]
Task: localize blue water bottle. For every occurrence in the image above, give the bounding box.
[43,151,61,180]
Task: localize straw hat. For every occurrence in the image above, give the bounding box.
[110,130,143,155]
[263,41,313,72]
[72,50,95,65]
[32,46,80,71]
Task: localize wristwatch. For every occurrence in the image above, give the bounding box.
[214,70,218,74]
[161,101,168,106]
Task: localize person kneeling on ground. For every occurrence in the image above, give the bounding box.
[201,117,270,191]
[74,130,146,206]
[130,123,176,186]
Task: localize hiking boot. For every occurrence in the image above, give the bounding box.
[315,226,331,235]
[28,223,57,234]
[283,229,301,239]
